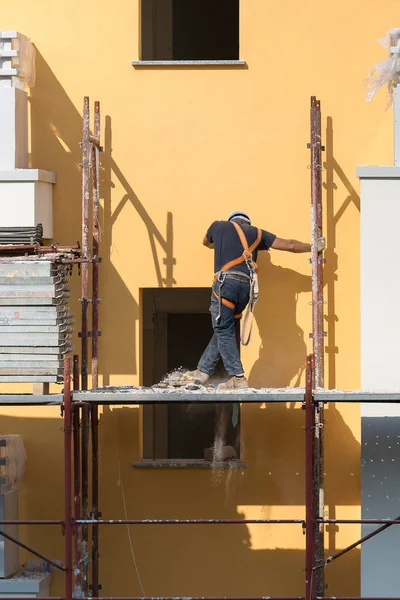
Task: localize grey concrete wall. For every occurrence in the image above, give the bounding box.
[361,417,400,596]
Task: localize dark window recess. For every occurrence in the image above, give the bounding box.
[141,0,239,61]
[141,288,240,461]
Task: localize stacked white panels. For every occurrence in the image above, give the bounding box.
[0,261,72,382]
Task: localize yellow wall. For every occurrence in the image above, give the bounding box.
[0,0,396,596]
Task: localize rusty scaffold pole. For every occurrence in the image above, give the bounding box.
[81,96,90,391]
[310,96,325,388]
[63,356,73,600]
[91,100,101,597]
[72,355,81,596]
[79,95,103,597]
[305,354,315,600]
[91,100,101,390]
[80,96,91,597]
[309,96,326,598]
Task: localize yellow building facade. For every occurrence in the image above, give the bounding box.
[0,0,396,596]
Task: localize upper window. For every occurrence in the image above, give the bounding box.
[140,0,240,61]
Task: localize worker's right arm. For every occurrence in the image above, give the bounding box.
[271,236,326,253]
[203,221,216,249]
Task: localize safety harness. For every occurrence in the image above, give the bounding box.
[213,221,262,346]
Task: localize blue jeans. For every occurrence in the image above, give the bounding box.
[198,279,250,377]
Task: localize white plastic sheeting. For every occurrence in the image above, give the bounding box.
[365,30,400,107]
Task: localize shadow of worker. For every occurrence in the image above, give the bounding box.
[248,252,311,388]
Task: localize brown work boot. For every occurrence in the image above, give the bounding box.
[218,376,249,390]
[182,369,210,385]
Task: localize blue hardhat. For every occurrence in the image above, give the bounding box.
[228,211,251,224]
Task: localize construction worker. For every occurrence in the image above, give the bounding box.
[183,211,326,390]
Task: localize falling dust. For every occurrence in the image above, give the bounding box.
[159,367,187,384]
[93,368,304,500]
[93,366,306,395]
[160,370,244,495]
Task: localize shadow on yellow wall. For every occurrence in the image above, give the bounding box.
[248,115,360,392]
[0,402,360,596]
[19,47,363,598]
[29,48,360,391]
[249,252,310,388]
[30,49,176,384]
[324,117,360,389]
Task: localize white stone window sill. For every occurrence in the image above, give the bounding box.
[133,459,246,469]
[132,60,247,67]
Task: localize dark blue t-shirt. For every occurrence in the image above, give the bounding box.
[206,220,276,274]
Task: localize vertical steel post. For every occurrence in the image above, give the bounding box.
[92,100,100,390]
[313,401,325,598]
[81,96,90,391]
[91,101,101,596]
[305,354,315,600]
[81,96,90,597]
[310,97,325,597]
[310,96,325,388]
[72,355,81,595]
[91,403,99,595]
[64,357,73,600]
[81,402,89,597]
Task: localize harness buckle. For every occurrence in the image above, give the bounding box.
[217,271,226,284]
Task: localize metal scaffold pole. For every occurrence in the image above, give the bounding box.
[63,356,73,600]
[310,96,325,598]
[80,96,91,597]
[305,354,316,600]
[310,96,325,385]
[91,99,101,598]
[81,96,90,392]
[72,355,81,596]
[91,100,101,390]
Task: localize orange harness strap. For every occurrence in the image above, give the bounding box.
[213,222,262,345]
[212,289,242,319]
[218,224,262,273]
[213,223,261,325]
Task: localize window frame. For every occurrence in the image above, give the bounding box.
[139,287,243,466]
[135,0,246,67]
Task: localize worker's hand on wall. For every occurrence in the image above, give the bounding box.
[317,236,326,252]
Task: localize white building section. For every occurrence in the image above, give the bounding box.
[0,31,55,239]
[0,88,27,170]
[358,166,400,596]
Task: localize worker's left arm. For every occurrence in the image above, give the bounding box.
[271,236,326,253]
[203,237,214,249]
[259,228,326,254]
